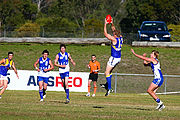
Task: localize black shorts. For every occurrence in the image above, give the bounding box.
[89,73,98,81]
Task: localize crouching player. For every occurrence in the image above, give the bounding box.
[0,52,19,99]
[54,44,76,104]
[34,50,54,102]
[86,55,100,97]
[131,49,165,111]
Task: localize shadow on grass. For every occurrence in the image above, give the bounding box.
[48,100,66,104]
[125,107,152,111]
[93,106,105,109]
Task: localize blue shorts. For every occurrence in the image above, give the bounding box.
[38,76,49,84]
[60,72,69,79]
[152,78,164,87]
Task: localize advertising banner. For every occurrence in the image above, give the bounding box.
[6,70,89,92]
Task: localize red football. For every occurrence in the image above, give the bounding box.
[106,15,112,24]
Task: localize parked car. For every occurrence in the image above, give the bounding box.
[138,21,172,42]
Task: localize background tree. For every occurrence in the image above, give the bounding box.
[15,21,40,37]
[0,0,37,31]
[0,0,179,36]
[121,0,180,33]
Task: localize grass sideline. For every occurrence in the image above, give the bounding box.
[0,43,179,93]
[0,43,179,74]
[0,90,180,120]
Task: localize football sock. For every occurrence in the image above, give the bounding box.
[156,98,160,103]
[66,89,69,100]
[88,85,91,93]
[39,90,43,99]
[43,88,46,95]
[106,75,111,90]
[94,87,97,94]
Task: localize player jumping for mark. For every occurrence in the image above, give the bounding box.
[131,49,165,111]
[103,18,123,96]
[54,44,76,104]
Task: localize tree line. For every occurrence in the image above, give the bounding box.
[0,0,179,37]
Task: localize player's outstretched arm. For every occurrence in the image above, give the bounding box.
[12,62,19,79]
[34,59,40,72]
[111,19,116,32]
[68,53,76,66]
[54,54,66,68]
[131,49,154,62]
[104,19,116,43]
[143,53,150,66]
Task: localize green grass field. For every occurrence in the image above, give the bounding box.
[0,43,180,119]
[0,91,180,120]
[0,43,179,93]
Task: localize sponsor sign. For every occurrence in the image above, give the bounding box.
[6,70,89,92]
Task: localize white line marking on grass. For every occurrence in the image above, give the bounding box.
[140,91,180,95]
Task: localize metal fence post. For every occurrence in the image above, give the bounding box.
[4,25,6,37]
[42,27,44,37]
[115,72,117,93]
[164,74,167,94]
[81,28,84,38]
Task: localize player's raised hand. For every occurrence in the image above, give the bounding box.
[105,18,108,24]
[131,48,135,55]
[143,53,147,57]
[111,18,113,24]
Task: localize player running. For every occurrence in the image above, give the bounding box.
[103,18,123,96]
[0,52,19,99]
[86,55,100,97]
[34,50,54,102]
[131,49,165,111]
[54,44,76,104]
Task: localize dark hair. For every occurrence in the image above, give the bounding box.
[113,30,121,37]
[91,54,96,57]
[8,52,14,55]
[42,49,49,55]
[152,50,159,59]
[60,44,66,49]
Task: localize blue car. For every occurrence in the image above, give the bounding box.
[138,21,172,42]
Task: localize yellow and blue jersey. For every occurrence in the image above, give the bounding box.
[0,58,13,76]
[111,37,123,58]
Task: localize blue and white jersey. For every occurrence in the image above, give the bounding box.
[38,57,50,77]
[58,52,70,73]
[150,58,163,79]
[111,37,123,58]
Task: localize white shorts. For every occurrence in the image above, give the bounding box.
[107,56,121,67]
[0,75,8,81]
